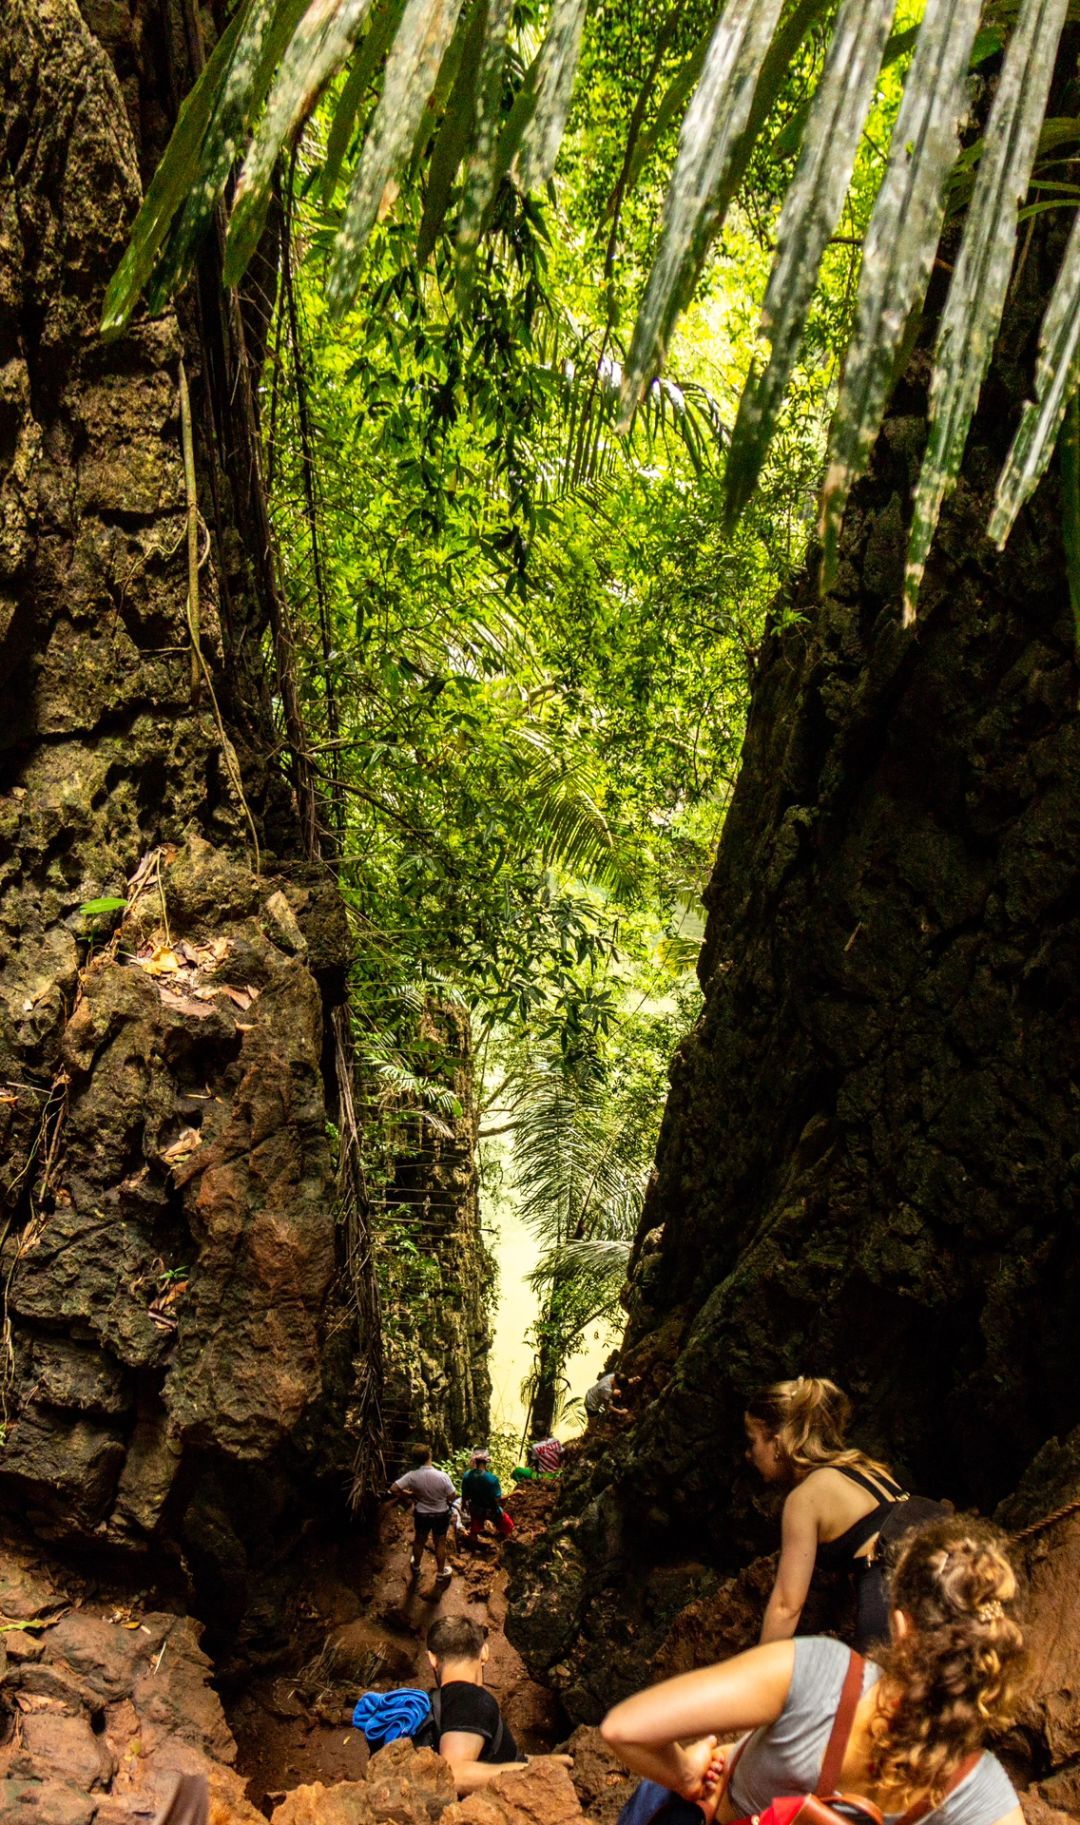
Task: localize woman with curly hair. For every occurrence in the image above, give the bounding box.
[744,1375,912,1651]
[601,1517,1026,1825]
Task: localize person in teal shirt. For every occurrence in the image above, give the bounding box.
[462,1450,513,1539]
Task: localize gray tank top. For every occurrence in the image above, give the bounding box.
[729,1637,1017,1825]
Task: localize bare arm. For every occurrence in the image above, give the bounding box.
[760,1487,819,1644]
[601,1643,796,1796]
[437,1731,571,1794]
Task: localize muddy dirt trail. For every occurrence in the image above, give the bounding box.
[229,1484,564,1812]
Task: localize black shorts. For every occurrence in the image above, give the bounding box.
[414,1509,451,1539]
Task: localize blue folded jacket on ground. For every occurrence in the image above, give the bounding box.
[352,1687,433,1746]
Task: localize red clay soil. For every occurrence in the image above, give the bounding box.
[230,1483,564,1814]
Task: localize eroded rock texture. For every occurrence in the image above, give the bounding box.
[0,1526,265,1823]
[507,88,1080,1809]
[0,0,353,1638]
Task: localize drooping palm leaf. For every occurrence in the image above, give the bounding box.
[227,0,382,284]
[723,0,897,528]
[327,0,467,317]
[512,0,588,195]
[617,0,789,425]
[990,205,1080,548]
[320,0,410,199]
[103,0,312,332]
[903,0,1069,619]
[819,0,983,584]
[415,0,490,262]
[454,0,514,302]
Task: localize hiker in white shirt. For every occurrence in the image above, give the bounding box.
[390,1442,457,1584]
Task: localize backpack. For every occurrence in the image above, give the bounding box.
[353,1686,506,1760]
[871,1494,952,1565]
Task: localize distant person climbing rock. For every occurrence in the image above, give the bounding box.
[745,1375,937,1654]
[600,1515,1026,1825]
[584,1371,616,1417]
[389,1442,457,1586]
[416,1615,574,1794]
[528,1433,564,1474]
[462,1449,514,1540]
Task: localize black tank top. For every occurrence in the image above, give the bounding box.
[815,1463,905,1569]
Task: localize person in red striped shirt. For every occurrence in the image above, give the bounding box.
[528,1434,564,1474]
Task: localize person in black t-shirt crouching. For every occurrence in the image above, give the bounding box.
[418,1616,573,1794]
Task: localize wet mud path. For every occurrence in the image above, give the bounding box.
[229,1485,564,1813]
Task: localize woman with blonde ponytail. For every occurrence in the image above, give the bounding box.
[601,1516,1026,1825]
[744,1376,913,1651]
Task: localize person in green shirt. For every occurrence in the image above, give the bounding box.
[461,1450,513,1540]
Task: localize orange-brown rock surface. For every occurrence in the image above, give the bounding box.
[0,1534,262,1823]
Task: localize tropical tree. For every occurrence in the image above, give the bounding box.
[514,1043,645,1438]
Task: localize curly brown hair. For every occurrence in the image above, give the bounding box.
[870,1516,1029,1807]
[745,1376,892,1481]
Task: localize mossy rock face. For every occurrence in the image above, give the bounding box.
[0,0,362,1657]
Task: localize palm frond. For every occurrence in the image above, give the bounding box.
[904,0,1069,617]
[362,1037,465,1118]
[502,725,633,893]
[551,348,728,492]
[327,0,467,317]
[990,201,1080,546]
[819,0,983,582]
[617,0,789,424]
[530,1235,633,1292]
[723,0,895,527]
[108,1,1080,604]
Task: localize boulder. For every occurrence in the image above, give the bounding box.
[43,1611,170,1703]
[0,1552,66,1621]
[270,1782,378,1825]
[442,1760,584,1825]
[366,1738,458,1825]
[0,1776,99,1824]
[565,1726,636,1825]
[10,1711,114,1790]
[1012,1514,1080,1771]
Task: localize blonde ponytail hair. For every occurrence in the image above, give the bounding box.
[871,1517,1029,1806]
[745,1375,891,1479]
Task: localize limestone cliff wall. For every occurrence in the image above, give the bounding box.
[0,0,359,1651]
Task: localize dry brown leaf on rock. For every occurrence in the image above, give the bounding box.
[161,1130,202,1165]
[137,944,183,975]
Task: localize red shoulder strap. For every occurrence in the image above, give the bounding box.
[895,1753,980,1825]
[817,1651,866,1795]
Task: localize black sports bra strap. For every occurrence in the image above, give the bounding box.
[843,1509,893,1557]
[835,1463,905,1500]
